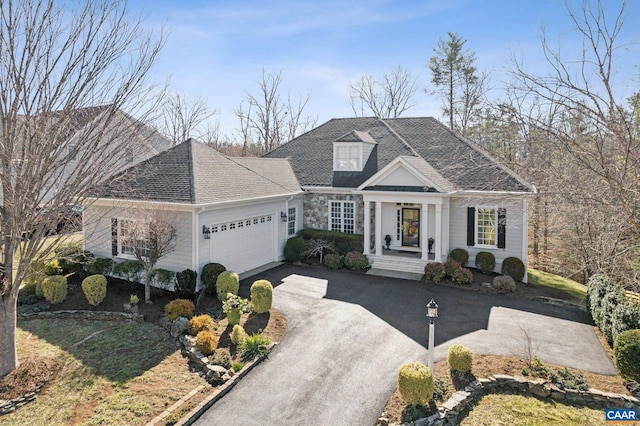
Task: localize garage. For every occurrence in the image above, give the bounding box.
[209,214,276,274]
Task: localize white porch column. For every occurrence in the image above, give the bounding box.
[435,203,443,262]
[363,200,371,255]
[421,203,429,261]
[375,201,382,256]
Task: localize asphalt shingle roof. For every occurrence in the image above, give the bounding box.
[99,139,301,203]
[265,117,533,192]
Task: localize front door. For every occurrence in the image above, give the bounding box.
[402,208,420,247]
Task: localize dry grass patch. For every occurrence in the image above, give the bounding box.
[1,319,210,426]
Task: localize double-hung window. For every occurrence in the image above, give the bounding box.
[334,145,361,171]
[287,207,296,236]
[119,219,150,258]
[467,207,505,249]
[330,201,355,233]
[476,207,497,247]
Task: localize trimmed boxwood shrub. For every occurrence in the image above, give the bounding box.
[164,299,195,320]
[201,263,226,295]
[216,271,240,301]
[501,257,525,282]
[296,228,364,255]
[613,329,640,382]
[284,237,306,262]
[475,251,496,274]
[113,259,144,282]
[231,324,247,345]
[448,344,473,373]
[175,269,197,299]
[448,248,469,267]
[41,275,67,304]
[195,330,218,356]
[250,280,273,314]
[323,253,344,269]
[85,257,113,276]
[150,268,176,291]
[188,314,214,335]
[81,274,107,306]
[424,262,445,283]
[397,362,434,406]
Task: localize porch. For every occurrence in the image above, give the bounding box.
[361,195,449,274]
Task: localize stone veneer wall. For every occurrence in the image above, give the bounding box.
[303,192,365,235]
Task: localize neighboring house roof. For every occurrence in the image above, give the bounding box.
[264,117,533,192]
[98,139,302,204]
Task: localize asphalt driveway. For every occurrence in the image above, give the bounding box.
[193,264,615,426]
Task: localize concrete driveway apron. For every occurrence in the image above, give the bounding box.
[193,264,615,426]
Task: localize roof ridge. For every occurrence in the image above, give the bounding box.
[378,118,420,157]
[185,139,197,203]
[227,155,299,194]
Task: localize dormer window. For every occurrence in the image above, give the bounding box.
[334,144,362,171]
[333,130,376,172]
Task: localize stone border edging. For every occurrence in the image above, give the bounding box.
[145,344,275,426]
[175,349,273,426]
[0,391,39,415]
[383,374,640,426]
[19,310,144,322]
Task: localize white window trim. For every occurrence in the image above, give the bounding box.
[117,218,150,259]
[287,207,296,237]
[475,206,498,249]
[329,200,356,233]
[333,143,363,172]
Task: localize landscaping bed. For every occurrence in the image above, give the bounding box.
[4,273,287,425]
[382,354,632,425]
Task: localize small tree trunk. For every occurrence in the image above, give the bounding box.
[144,267,152,304]
[0,296,18,378]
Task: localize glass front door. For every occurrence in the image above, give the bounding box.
[402,208,420,247]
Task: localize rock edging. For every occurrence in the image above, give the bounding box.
[379,374,640,426]
[0,391,39,416]
[19,310,144,322]
[144,317,276,426]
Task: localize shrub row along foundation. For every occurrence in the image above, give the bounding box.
[379,374,640,426]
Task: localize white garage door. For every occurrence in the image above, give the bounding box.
[209,214,275,274]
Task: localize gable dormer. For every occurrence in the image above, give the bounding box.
[333,130,376,172]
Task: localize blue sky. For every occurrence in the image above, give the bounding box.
[130,0,640,137]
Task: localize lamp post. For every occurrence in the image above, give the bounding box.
[426,299,438,375]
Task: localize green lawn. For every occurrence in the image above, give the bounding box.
[527,268,587,301]
[3,318,209,426]
[460,393,604,425]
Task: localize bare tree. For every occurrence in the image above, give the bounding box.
[507,0,640,289]
[429,32,487,135]
[234,68,317,154]
[158,92,216,145]
[0,0,164,377]
[124,209,177,304]
[349,66,419,118]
